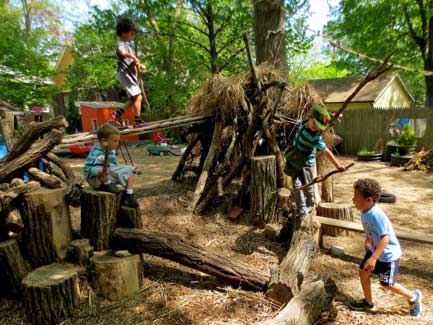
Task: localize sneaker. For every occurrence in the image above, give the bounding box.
[409,290,422,316]
[349,299,376,312]
[110,111,124,127]
[133,117,150,128]
[122,193,139,208]
[99,183,122,193]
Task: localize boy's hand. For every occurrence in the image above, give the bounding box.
[98,168,109,183]
[138,63,145,72]
[336,164,346,172]
[363,257,377,272]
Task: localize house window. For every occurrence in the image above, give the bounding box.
[92,120,98,131]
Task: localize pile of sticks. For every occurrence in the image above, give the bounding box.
[404,149,433,172]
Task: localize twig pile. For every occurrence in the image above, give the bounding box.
[404,149,433,172]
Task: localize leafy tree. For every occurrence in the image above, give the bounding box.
[326,0,433,106]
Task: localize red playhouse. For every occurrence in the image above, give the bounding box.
[79,102,139,143]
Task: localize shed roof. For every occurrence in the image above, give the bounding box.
[308,73,414,104]
[76,101,124,109]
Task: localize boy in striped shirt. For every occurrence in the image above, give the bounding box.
[285,106,345,216]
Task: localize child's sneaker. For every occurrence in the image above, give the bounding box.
[133,117,149,128]
[409,290,422,316]
[122,193,139,208]
[110,111,124,127]
[349,299,376,312]
[99,183,122,193]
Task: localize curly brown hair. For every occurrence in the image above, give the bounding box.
[97,124,120,140]
[353,178,381,202]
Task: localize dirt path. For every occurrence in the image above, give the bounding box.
[1,151,432,324]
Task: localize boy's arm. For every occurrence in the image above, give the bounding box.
[363,235,389,272]
[118,48,141,67]
[323,148,345,171]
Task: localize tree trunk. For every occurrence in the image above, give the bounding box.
[316,154,333,202]
[253,0,288,76]
[20,188,73,267]
[316,202,353,237]
[22,263,80,325]
[88,253,143,301]
[0,239,31,297]
[250,155,278,226]
[118,206,143,229]
[67,239,93,266]
[265,213,318,304]
[261,275,337,325]
[0,111,16,150]
[111,227,269,291]
[80,189,121,251]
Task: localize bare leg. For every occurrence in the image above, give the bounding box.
[359,269,373,304]
[382,283,413,300]
[126,174,134,191]
[122,99,132,112]
[131,94,142,117]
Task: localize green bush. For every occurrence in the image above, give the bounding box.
[396,125,417,148]
[357,149,379,155]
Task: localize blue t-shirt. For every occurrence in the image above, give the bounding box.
[361,205,402,263]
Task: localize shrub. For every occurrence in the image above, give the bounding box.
[396,124,417,148]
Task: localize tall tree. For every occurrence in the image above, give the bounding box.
[326,0,433,106]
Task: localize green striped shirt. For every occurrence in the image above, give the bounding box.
[293,121,327,165]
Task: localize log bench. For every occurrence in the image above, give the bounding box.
[314,216,433,248]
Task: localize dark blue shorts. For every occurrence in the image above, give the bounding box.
[360,250,400,286]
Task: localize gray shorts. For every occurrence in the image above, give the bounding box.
[117,71,141,98]
[87,164,136,189]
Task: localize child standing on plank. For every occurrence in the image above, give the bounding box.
[349,178,422,316]
[285,106,345,216]
[83,124,139,208]
[111,17,147,128]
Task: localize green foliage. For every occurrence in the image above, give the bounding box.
[396,124,417,148]
[325,0,427,104]
[357,148,379,155]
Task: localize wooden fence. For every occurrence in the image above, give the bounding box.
[333,107,433,155]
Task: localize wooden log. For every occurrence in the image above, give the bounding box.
[112,227,269,291]
[250,155,278,226]
[172,133,201,181]
[261,275,337,325]
[0,111,16,150]
[81,188,121,251]
[2,115,67,162]
[316,153,333,202]
[5,208,24,235]
[316,202,353,237]
[28,167,62,188]
[0,239,31,297]
[20,188,73,267]
[118,206,143,229]
[88,253,143,301]
[67,239,93,266]
[22,263,80,325]
[10,178,25,188]
[0,129,63,182]
[266,213,318,304]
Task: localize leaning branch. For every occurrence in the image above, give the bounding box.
[300,163,355,190]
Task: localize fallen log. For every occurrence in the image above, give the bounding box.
[111,227,269,291]
[28,167,62,189]
[316,202,353,237]
[261,275,337,325]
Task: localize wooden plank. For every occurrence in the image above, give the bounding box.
[314,216,433,245]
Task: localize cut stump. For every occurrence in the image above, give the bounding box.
[80,189,121,251]
[118,205,143,229]
[20,188,73,267]
[89,253,143,301]
[0,239,31,297]
[67,239,93,266]
[22,263,80,325]
[316,202,353,237]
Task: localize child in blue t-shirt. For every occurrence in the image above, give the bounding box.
[349,178,422,316]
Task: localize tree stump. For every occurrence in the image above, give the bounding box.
[20,188,73,267]
[118,206,143,229]
[22,263,80,325]
[89,253,143,301]
[67,239,93,266]
[0,239,31,297]
[81,189,121,251]
[316,202,353,237]
[250,155,277,226]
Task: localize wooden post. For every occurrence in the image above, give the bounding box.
[67,239,93,266]
[0,239,31,297]
[22,263,80,325]
[20,188,73,267]
[250,155,277,226]
[316,202,353,237]
[118,206,143,229]
[80,189,121,251]
[0,111,16,150]
[89,253,143,301]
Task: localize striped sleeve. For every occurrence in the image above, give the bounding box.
[315,135,327,151]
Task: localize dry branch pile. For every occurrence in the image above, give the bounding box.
[404,149,433,172]
[174,64,323,213]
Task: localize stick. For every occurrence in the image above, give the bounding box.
[243,32,263,95]
[300,163,355,190]
[101,142,110,181]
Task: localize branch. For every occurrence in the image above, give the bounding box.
[161,33,211,54]
[416,0,427,40]
[403,4,426,50]
[159,18,209,37]
[300,163,355,190]
[218,46,246,71]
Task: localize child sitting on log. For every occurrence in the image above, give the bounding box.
[349,178,422,316]
[285,106,345,216]
[83,124,139,208]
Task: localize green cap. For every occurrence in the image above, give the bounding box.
[311,106,331,131]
